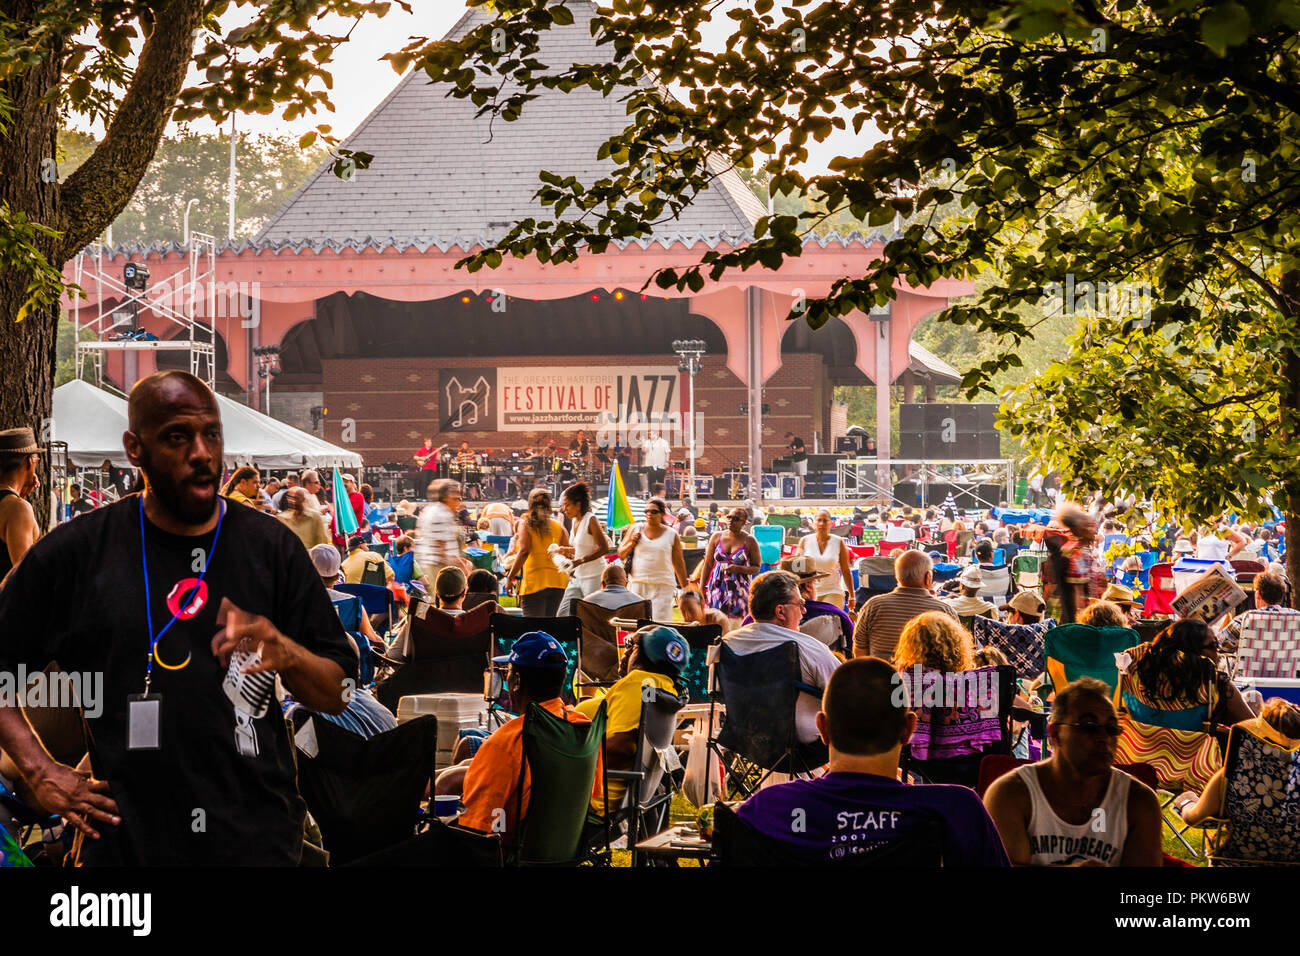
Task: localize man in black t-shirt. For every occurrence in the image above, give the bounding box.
[785,432,808,477]
[0,371,357,865]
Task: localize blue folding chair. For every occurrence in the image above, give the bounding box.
[335,582,397,640]
[330,592,375,686]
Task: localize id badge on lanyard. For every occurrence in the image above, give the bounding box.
[129,495,226,749]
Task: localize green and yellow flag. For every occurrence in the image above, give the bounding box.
[606,462,635,530]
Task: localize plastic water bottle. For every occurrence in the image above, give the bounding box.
[1243,687,1264,711]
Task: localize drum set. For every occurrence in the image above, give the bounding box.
[449,447,607,500]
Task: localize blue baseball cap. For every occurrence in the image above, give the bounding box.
[633,625,690,672]
[493,631,568,669]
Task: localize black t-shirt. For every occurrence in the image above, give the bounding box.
[67,498,94,517]
[0,494,357,865]
[789,437,807,462]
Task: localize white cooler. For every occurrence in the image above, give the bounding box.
[396,693,489,770]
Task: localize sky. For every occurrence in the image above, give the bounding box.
[126,0,880,177]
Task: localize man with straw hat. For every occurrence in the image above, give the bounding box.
[0,427,45,586]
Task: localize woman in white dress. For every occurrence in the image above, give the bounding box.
[556,480,610,616]
[795,508,856,611]
[617,496,687,621]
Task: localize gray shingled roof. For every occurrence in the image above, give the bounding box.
[91,229,892,260]
[908,340,962,385]
[255,1,765,245]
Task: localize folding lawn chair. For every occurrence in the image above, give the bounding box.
[603,686,685,866]
[290,711,438,866]
[490,613,582,703]
[1236,611,1300,679]
[1201,718,1300,866]
[708,642,827,798]
[574,598,650,693]
[374,600,494,712]
[514,701,606,866]
[1113,647,1224,857]
[899,665,1016,788]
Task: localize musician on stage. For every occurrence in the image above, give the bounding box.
[642,433,670,497]
[569,430,591,462]
[785,432,808,477]
[412,437,441,496]
[454,440,476,466]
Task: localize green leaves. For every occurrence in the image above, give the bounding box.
[1199,2,1253,56]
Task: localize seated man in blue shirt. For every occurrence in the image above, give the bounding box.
[737,657,1010,866]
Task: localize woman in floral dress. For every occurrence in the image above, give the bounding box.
[700,506,763,624]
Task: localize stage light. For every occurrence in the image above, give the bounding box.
[123,262,150,291]
[590,293,600,300]
[614,291,624,300]
[461,295,471,303]
[640,294,648,300]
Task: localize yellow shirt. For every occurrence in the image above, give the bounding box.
[227,491,256,507]
[520,518,568,595]
[341,548,393,584]
[577,668,678,814]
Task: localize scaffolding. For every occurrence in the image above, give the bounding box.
[836,458,1015,511]
[72,233,218,395]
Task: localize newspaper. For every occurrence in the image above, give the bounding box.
[1171,563,1248,625]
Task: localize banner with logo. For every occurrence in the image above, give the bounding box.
[440,366,682,432]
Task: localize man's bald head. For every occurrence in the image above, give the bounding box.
[128,370,218,434]
[895,549,933,587]
[602,563,628,588]
[123,370,223,528]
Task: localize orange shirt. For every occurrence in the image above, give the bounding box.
[458,697,603,845]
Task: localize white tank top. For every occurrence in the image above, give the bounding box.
[571,512,603,583]
[1017,764,1130,866]
[800,533,846,600]
[630,524,678,587]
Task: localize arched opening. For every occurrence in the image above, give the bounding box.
[279,288,728,377]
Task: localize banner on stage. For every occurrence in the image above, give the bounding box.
[441,366,683,432]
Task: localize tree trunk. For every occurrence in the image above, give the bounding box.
[1284,342,1300,607]
[0,2,61,530]
[1280,271,1300,606]
[0,0,204,531]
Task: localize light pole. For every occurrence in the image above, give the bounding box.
[253,345,280,415]
[228,113,237,240]
[672,338,706,506]
[182,199,199,246]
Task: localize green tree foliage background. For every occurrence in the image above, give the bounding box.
[57,127,325,245]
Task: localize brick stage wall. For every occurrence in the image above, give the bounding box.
[321,352,831,479]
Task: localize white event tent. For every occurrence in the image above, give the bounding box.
[51,380,362,471]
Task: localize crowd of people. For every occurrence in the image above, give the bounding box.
[0,371,1296,868]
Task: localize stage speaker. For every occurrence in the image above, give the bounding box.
[892,481,921,507]
[901,403,925,433]
[900,403,1001,460]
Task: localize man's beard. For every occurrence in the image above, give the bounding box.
[137,449,219,526]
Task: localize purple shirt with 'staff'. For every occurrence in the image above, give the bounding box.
[737,771,1010,866]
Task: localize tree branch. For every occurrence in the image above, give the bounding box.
[1221,250,1286,315]
[56,0,206,259]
